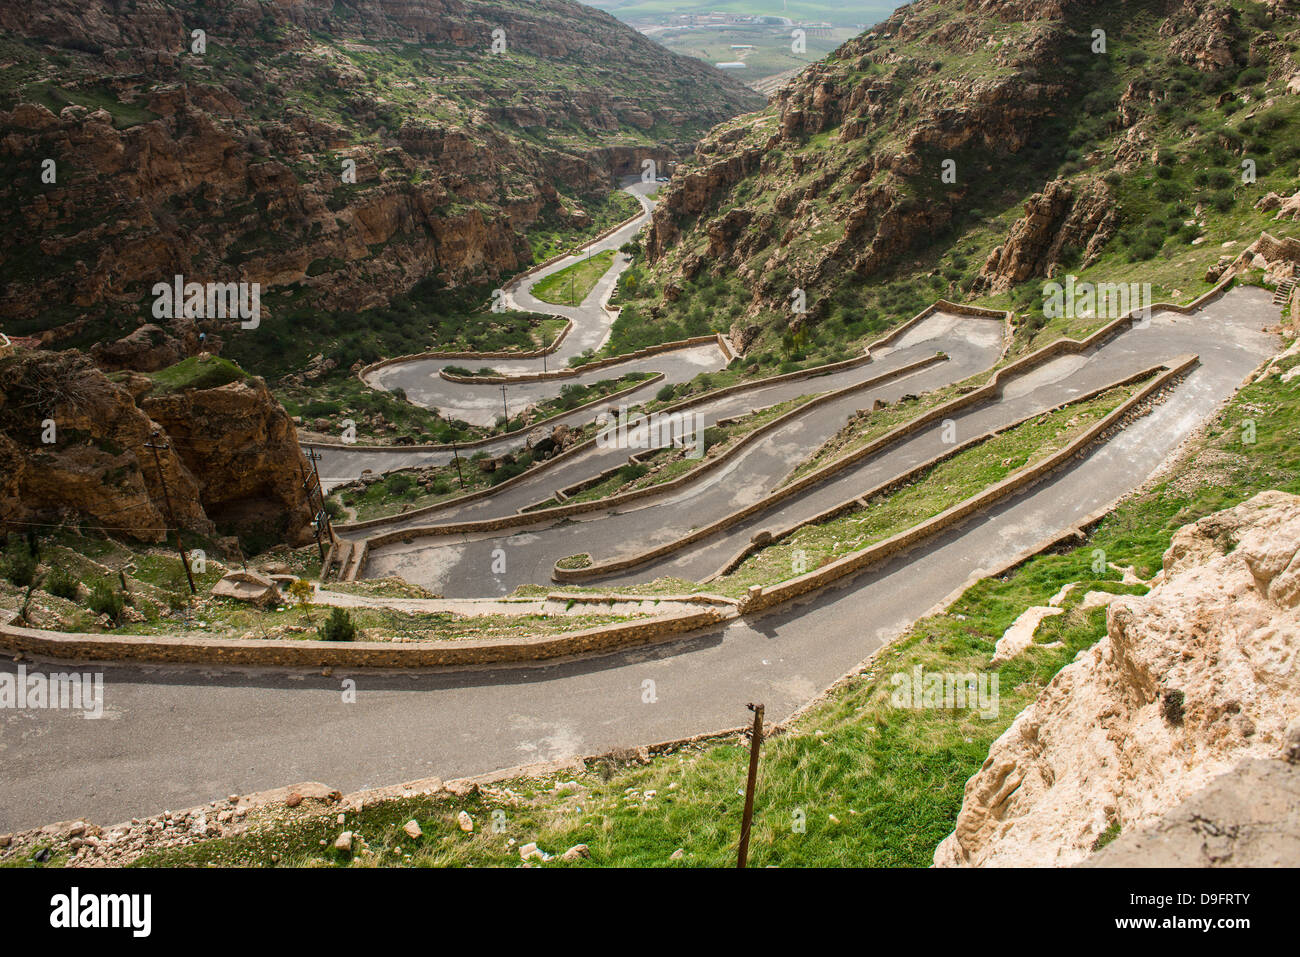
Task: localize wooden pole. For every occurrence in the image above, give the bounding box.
[737,702,764,868]
[144,432,196,594]
[451,438,466,490]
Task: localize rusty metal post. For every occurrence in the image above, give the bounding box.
[737,702,764,868]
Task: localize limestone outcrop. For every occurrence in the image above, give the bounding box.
[934,491,1300,867]
[1085,757,1300,867]
[0,350,211,542]
[0,350,313,547]
[142,374,315,547]
[976,179,1118,293]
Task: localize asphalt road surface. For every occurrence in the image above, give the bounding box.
[0,230,1281,834]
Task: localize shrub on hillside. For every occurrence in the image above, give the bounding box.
[2,543,36,588]
[319,607,357,642]
[87,580,125,624]
[45,565,79,601]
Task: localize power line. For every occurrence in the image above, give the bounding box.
[0,518,180,532]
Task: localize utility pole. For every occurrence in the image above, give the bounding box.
[144,431,196,594]
[450,437,466,490]
[737,701,765,869]
[302,448,333,564]
[501,383,509,427]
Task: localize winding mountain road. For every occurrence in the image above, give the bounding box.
[365,292,1274,596]
[312,179,729,489]
[0,214,1281,833]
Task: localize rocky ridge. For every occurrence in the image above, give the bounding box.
[638,0,1298,348]
[0,0,761,349]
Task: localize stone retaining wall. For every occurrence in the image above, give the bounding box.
[0,605,731,669]
[437,335,726,384]
[306,298,1010,455]
[540,352,945,509]
[545,278,1236,583]
[556,303,1211,586]
[709,360,1184,580]
[738,355,1198,613]
[337,428,607,534]
[362,354,948,550]
[362,319,576,374]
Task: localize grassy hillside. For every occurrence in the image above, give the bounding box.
[0,0,761,379]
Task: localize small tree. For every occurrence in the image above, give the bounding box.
[319,607,356,642]
[287,579,314,607]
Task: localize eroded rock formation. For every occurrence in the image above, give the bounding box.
[934,491,1300,867]
[0,0,761,345]
[977,179,1118,293]
[642,0,1121,321]
[0,350,313,547]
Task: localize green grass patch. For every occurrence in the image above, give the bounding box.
[145,356,248,395]
[531,250,617,306]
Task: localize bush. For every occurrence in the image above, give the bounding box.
[2,541,37,588]
[45,565,79,601]
[1237,66,1266,87]
[1207,169,1234,190]
[87,580,125,624]
[656,384,677,402]
[319,607,357,642]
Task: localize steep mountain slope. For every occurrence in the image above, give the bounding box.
[0,0,761,364]
[618,0,1300,365]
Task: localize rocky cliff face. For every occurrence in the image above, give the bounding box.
[141,374,315,545]
[0,0,761,350]
[635,0,1293,349]
[976,178,1118,293]
[644,0,1099,306]
[934,491,1300,867]
[0,350,313,548]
